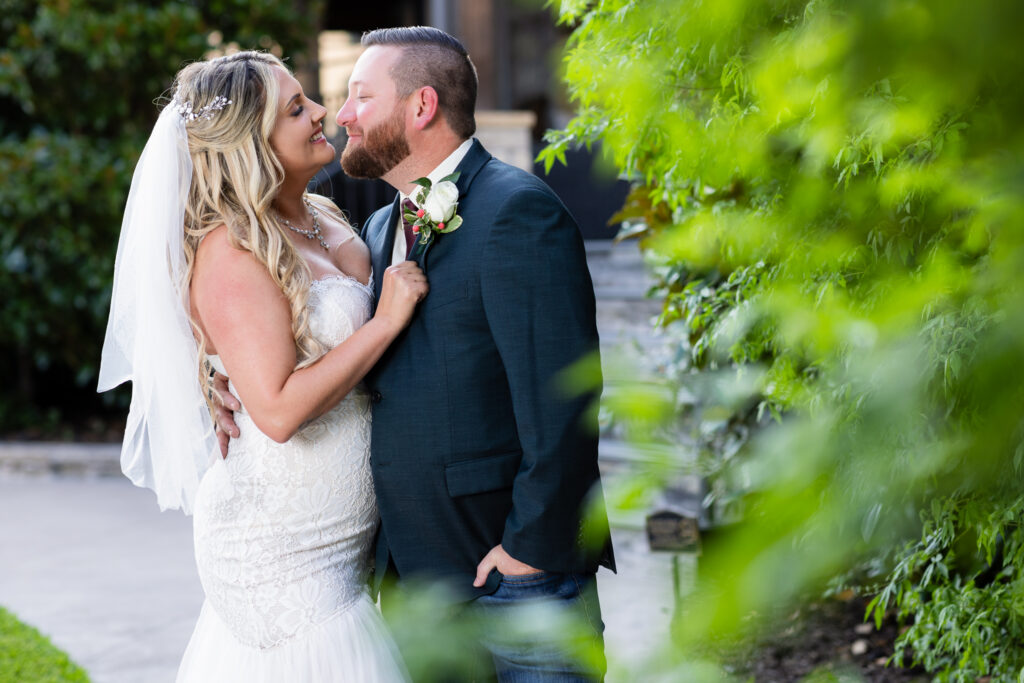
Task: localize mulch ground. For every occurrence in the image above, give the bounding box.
[719,595,928,681]
[3,415,126,443]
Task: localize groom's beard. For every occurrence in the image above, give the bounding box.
[340,106,411,179]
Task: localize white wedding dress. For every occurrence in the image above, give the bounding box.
[176,274,408,682]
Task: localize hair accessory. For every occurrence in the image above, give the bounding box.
[173,95,233,123]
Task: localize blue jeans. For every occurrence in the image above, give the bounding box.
[474,571,607,682]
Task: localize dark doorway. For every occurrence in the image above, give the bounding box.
[532,144,629,241]
[324,2,424,32]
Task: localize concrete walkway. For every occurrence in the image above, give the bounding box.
[0,241,686,680]
[0,475,202,682]
[0,471,687,682]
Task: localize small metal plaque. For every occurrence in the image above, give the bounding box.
[646,511,700,552]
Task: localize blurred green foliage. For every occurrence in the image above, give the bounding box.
[544,0,1024,678]
[0,0,316,432]
[380,579,609,682]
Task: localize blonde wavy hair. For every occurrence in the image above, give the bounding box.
[172,51,340,405]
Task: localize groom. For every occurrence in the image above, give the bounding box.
[340,26,614,680]
[217,25,614,680]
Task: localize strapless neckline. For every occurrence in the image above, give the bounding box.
[310,271,373,292]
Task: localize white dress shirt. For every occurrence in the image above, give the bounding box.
[391,138,474,265]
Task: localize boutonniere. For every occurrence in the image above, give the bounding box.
[404,171,463,256]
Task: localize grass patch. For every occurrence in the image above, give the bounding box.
[0,606,90,683]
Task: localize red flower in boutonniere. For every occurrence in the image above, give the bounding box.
[404,171,463,257]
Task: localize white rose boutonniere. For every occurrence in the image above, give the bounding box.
[404,171,463,257]
[423,180,459,223]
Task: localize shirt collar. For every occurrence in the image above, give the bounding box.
[400,138,474,205]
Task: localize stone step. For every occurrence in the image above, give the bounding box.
[585,240,656,299]
[0,436,700,488]
[586,239,664,351]
[595,298,663,350]
[0,442,121,477]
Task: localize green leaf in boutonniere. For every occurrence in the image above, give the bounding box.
[436,214,462,233]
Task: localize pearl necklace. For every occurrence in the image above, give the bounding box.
[280,196,329,251]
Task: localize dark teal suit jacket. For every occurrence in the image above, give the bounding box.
[362,140,614,599]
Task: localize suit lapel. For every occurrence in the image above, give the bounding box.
[416,139,492,273]
[454,139,491,201]
[369,195,401,307]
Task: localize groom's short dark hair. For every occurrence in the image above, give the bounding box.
[361,26,478,139]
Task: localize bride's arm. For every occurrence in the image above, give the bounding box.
[192,226,425,444]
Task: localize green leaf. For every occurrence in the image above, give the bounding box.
[861,503,883,542]
[442,215,462,233]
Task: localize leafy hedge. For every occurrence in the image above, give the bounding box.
[0,0,316,432]
[544,0,1024,679]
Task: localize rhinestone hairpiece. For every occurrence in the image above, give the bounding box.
[173,95,233,123]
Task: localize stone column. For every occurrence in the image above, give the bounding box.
[317,31,363,139]
[427,0,455,32]
[454,0,497,110]
[474,110,537,172]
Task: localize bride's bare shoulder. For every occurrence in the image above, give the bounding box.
[192,225,280,303]
[195,223,237,261]
[196,225,257,273]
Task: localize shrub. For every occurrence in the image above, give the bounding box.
[0,0,317,433]
[544,0,1024,677]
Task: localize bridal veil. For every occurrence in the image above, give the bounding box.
[98,102,217,514]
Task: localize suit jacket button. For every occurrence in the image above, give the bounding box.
[371,390,382,404]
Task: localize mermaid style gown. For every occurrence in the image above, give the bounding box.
[176,274,407,682]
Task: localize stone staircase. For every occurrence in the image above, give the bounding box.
[585,240,706,533]
[585,240,663,351]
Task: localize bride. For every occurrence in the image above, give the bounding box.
[98,51,423,681]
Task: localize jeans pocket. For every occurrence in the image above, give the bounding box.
[499,570,551,586]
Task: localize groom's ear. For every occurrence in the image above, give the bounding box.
[410,86,441,131]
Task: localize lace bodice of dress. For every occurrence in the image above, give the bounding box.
[194,274,377,649]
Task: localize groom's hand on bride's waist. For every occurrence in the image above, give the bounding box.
[473,544,541,587]
[211,371,240,458]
